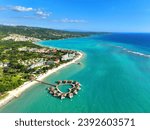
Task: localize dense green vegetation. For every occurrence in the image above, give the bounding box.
[0,41,39,94]
[0,40,75,95]
[0,25,91,40]
[0,25,89,95]
[0,25,95,96]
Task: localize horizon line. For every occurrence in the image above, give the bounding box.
[0,24,150,33]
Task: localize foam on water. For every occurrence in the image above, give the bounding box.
[110,44,150,58]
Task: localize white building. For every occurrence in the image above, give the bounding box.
[45,61,54,65]
[0,62,8,67]
[61,53,75,61]
[28,60,45,69]
[68,53,75,58]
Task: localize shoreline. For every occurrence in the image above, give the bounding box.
[0,51,83,108]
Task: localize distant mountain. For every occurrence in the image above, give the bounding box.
[0,25,93,40]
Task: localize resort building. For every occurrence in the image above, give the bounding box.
[61,53,75,61]
[45,61,55,65]
[28,59,45,69]
[54,59,60,64]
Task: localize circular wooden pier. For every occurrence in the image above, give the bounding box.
[48,80,81,99]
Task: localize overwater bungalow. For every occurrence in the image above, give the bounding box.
[57,92,62,97]
[76,86,81,90]
[68,93,73,98]
[73,90,78,95]
[49,87,55,94]
[56,80,62,84]
[75,82,80,86]
[60,93,66,99]
[64,93,67,97]
[61,95,65,100]
[49,87,55,91]
[47,80,81,99]
[62,80,65,83]
[53,90,58,94]
[67,80,73,83]
[62,80,67,84]
[75,83,80,87]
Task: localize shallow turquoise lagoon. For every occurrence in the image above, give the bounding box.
[1,34,150,113]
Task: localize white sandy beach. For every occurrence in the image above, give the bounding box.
[0,52,83,108]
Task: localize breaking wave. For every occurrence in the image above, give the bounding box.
[111,45,150,58]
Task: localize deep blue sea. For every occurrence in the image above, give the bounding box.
[0,33,150,113]
[97,33,150,54]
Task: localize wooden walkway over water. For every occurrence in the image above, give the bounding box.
[31,78,82,99]
[35,79,56,87]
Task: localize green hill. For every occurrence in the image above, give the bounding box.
[0,25,91,40]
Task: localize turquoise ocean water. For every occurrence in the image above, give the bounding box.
[0,34,150,113]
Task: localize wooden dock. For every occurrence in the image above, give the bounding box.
[32,78,81,100]
[35,79,56,87]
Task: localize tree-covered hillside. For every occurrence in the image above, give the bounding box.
[0,25,91,40]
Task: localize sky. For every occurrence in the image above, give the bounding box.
[0,0,150,32]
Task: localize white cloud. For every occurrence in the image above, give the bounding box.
[1,5,86,23]
[12,6,33,12]
[36,10,51,18]
[0,23,17,26]
[9,6,51,19]
[50,18,86,23]
[62,18,86,23]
